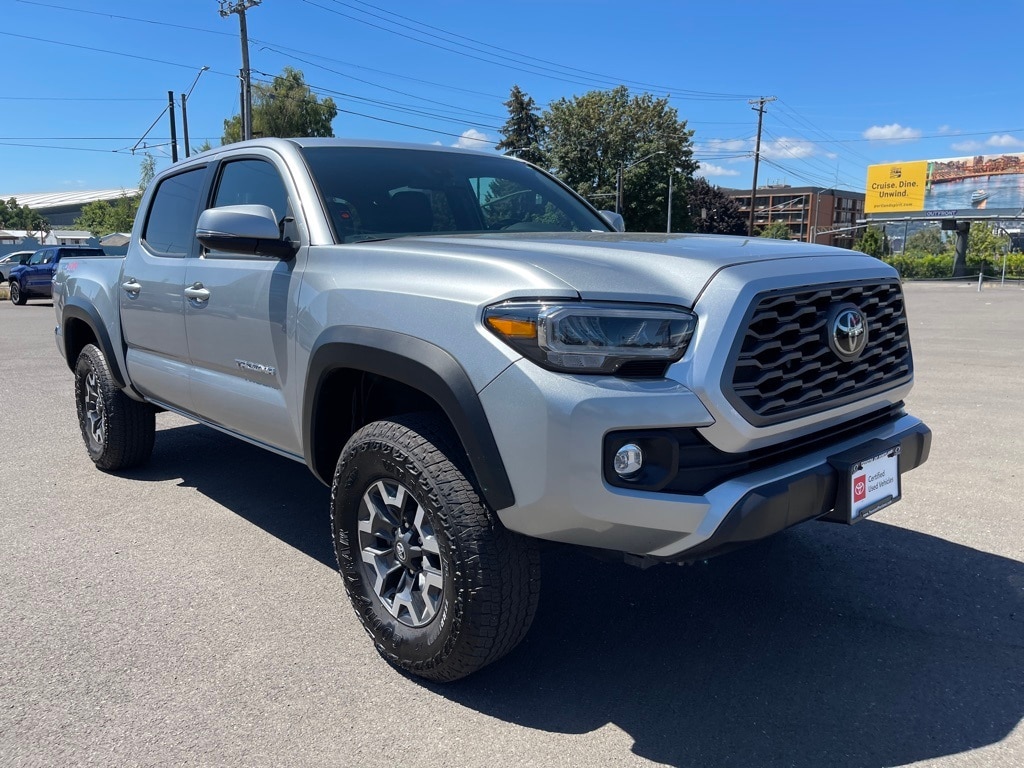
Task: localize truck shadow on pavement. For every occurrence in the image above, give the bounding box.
[454,527,1024,767]
[138,422,1022,768]
[136,421,337,568]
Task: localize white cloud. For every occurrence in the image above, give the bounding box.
[952,134,1024,153]
[701,138,750,153]
[761,137,816,160]
[987,134,1024,148]
[698,162,741,177]
[451,128,492,149]
[862,123,922,141]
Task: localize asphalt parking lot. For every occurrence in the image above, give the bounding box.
[1,281,1021,767]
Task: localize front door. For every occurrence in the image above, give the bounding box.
[184,154,305,455]
[22,248,55,295]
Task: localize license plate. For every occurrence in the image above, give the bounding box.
[847,447,901,521]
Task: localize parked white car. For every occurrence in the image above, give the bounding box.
[0,250,35,282]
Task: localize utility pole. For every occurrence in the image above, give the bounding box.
[167,90,178,162]
[220,0,261,141]
[747,96,776,237]
[181,94,190,158]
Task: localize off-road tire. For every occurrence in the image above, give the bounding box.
[75,344,156,471]
[10,280,25,305]
[332,413,540,682]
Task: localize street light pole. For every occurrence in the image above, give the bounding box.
[666,172,672,233]
[180,66,209,159]
[615,150,666,220]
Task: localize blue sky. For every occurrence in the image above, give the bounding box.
[1,0,1021,196]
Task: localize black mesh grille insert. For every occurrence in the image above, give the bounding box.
[726,281,912,425]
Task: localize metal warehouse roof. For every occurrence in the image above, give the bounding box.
[0,189,133,210]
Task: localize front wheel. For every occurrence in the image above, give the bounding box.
[74,344,156,470]
[332,413,540,682]
[9,280,25,305]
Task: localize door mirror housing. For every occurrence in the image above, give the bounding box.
[599,210,625,232]
[196,204,297,259]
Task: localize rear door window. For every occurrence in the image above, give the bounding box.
[143,167,207,257]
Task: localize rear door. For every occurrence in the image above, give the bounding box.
[120,165,209,410]
[183,152,306,455]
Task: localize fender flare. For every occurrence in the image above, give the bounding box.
[61,300,128,389]
[304,327,515,511]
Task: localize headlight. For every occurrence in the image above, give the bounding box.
[483,301,697,374]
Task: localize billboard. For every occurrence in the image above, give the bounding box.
[865,152,1024,219]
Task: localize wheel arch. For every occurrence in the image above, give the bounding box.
[61,300,128,389]
[303,327,515,511]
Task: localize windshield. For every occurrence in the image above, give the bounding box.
[301,146,611,243]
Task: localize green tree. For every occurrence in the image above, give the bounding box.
[223,67,337,144]
[854,225,886,257]
[495,85,545,167]
[73,154,155,237]
[759,221,792,240]
[682,177,746,235]
[0,197,49,233]
[965,221,1009,272]
[542,86,697,232]
[905,226,946,255]
[74,196,139,237]
[139,153,157,193]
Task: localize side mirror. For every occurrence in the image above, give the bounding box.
[196,204,296,259]
[19,254,31,264]
[599,210,625,232]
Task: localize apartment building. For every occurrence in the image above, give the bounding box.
[723,185,866,248]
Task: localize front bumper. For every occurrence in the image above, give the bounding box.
[479,359,930,560]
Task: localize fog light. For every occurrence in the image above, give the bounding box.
[613,443,643,478]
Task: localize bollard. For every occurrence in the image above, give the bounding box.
[978,272,984,292]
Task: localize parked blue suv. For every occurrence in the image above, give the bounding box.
[8,246,104,305]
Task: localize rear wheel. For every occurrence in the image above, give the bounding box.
[9,280,25,305]
[332,413,540,682]
[74,344,155,470]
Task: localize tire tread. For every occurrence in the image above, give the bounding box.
[332,413,540,682]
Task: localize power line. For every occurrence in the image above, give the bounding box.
[14,0,236,39]
[253,47,503,120]
[0,30,234,77]
[248,73,502,131]
[773,101,875,165]
[760,157,855,190]
[760,127,862,189]
[302,0,753,101]
[329,0,754,100]
[250,39,505,101]
[0,96,165,102]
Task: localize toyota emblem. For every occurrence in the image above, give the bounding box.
[830,306,868,360]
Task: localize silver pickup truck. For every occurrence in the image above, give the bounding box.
[54,138,931,681]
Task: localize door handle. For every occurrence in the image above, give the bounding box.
[184,283,211,303]
[121,278,142,297]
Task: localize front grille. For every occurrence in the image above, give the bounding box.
[726,280,912,425]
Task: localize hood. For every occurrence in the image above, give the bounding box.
[371,231,860,306]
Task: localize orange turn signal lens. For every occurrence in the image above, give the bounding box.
[485,316,537,339]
